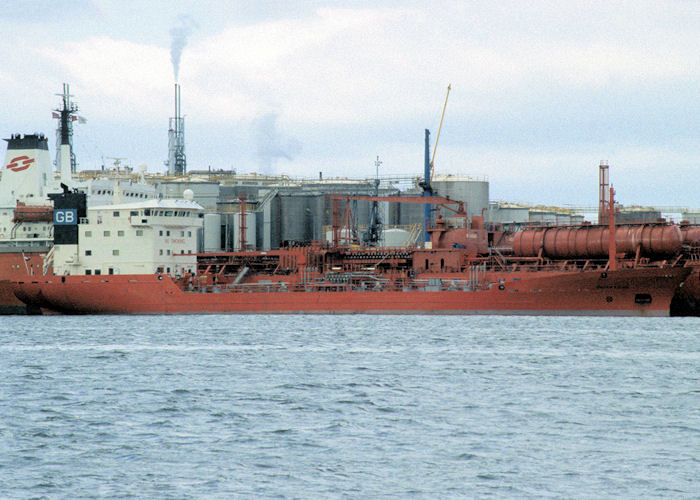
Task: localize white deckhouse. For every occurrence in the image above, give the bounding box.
[50,196,204,277]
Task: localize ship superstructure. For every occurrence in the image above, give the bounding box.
[0,85,157,313]
[46,191,203,277]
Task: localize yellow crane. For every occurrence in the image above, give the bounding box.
[430,84,451,183]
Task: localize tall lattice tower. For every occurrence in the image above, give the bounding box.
[167,83,186,175]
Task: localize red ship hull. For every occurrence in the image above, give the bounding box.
[0,251,46,314]
[13,267,690,316]
[671,264,700,316]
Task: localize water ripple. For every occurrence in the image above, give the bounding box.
[1,315,698,497]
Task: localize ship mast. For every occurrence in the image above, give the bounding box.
[363,156,383,246]
[53,83,80,179]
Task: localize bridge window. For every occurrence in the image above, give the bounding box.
[85,270,92,275]
[130,211,139,216]
[94,269,101,275]
[113,211,120,217]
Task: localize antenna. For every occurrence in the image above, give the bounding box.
[374,155,382,196]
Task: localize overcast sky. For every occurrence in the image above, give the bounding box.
[1,0,697,207]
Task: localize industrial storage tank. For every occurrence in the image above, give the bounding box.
[681,211,700,225]
[487,202,530,231]
[324,229,355,244]
[233,211,256,250]
[431,175,489,219]
[512,224,683,258]
[280,195,308,243]
[323,228,412,247]
[529,209,558,225]
[381,228,411,247]
[202,213,222,252]
[280,194,331,244]
[617,208,661,224]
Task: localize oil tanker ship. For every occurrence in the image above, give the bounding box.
[12,186,692,316]
[6,91,698,315]
[0,85,156,313]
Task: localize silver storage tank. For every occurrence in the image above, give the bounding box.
[233,211,257,250]
[381,228,411,247]
[431,175,489,218]
[203,213,222,252]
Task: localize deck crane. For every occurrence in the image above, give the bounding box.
[430,84,451,183]
[422,85,451,243]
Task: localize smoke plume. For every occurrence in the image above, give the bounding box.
[254,113,302,174]
[170,16,196,81]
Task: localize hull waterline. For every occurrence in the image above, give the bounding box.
[13,267,690,316]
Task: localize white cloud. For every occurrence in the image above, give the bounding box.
[40,37,172,122]
[28,2,698,127]
[0,1,697,205]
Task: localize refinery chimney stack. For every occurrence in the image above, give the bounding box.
[167,83,186,176]
[598,161,610,225]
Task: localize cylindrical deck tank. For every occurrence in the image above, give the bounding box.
[12,204,53,223]
[681,226,700,245]
[512,224,683,258]
[203,213,222,252]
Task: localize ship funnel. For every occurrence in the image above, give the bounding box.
[0,134,53,206]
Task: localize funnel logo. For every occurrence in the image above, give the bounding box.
[6,155,35,172]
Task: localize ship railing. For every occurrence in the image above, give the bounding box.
[409,278,488,292]
[187,276,493,294]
